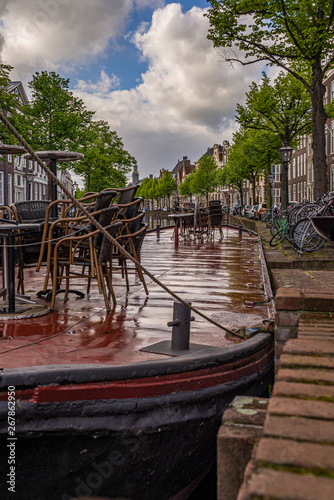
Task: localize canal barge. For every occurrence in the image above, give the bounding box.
[0,226,274,500]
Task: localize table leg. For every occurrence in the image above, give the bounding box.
[7,232,16,313]
[174,221,179,249]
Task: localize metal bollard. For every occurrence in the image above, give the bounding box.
[167,301,195,350]
[156,223,160,234]
[239,225,243,235]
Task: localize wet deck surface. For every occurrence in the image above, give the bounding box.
[0,227,271,368]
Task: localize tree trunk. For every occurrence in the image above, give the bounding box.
[251,175,256,205]
[311,64,328,198]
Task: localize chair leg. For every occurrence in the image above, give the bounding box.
[98,265,111,313]
[64,264,70,302]
[104,263,116,305]
[17,264,24,295]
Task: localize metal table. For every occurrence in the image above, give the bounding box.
[23,150,83,217]
[168,213,193,248]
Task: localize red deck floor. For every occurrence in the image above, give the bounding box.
[0,227,271,368]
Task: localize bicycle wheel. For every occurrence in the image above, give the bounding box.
[294,203,319,222]
[291,218,326,254]
[270,229,286,247]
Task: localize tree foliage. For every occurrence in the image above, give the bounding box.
[206,0,334,196]
[159,170,177,199]
[179,172,195,198]
[225,128,281,203]
[236,71,312,145]
[191,155,218,200]
[74,120,135,192]
[19,71,94,151]
[158,170,177,208]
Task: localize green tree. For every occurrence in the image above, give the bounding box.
[179,172,195,200]
[237,72,312,144]
[19,71,94,151]
[137,177,152,209]
[236,71,312,206]
[158,170,177,209]
[191,155,218,201]
[74,120,135,192]
[227,129,281,204]
[207,0,334,197]
[216,163,245,207]
[148,177,160,209]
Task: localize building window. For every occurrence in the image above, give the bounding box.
[331,81,334,101]
[325,127,328,154]
[7,154,12,163]
[23,178,27,201]
[0,172,3,205]
[17,174,21,186]
[293,184,296,201]
[8,174,12,205]
[331,122,334,153]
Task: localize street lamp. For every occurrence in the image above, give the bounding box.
[278,140,294,209]
[26,173,34,200]
[72,180,78,198]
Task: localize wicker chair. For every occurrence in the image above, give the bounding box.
[113,209,148,295]
[10,200,51,294]
[50,220,123,312]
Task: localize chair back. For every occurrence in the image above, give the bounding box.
[12,200,51,223]
[133,223,147,257]
[88,191,118,232]
[98,221,123,265]
[116,185,138,206]
[92,206,120,248]
[208,200,223,227]
[120,197,142,220]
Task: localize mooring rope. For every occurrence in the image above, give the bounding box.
[0,111,240,336]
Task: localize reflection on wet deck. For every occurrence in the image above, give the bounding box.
[0,227,271,368]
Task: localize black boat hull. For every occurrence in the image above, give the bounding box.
[0,334,274,500]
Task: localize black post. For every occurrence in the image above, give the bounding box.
[284,162,289,208]
[50,157,58,218]
[7,232,15,313]
[168,302,193,350]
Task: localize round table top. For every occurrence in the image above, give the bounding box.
[168,212,193,218]
[0,144,26,154]
[23,150,84,162]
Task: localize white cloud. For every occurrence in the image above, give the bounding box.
[0,1,265,178]
[0,0,134,82]
[76,70,121,95]
[73,4,264,177]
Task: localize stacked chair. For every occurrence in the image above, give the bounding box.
[34,185,148,312]
[10,200,51,295]
[208,200,224,238]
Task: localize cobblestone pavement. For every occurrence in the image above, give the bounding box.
[254,220,334,292]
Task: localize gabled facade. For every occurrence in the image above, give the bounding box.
[171,156,195,186]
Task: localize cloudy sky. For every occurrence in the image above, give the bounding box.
[0,0,267,180]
